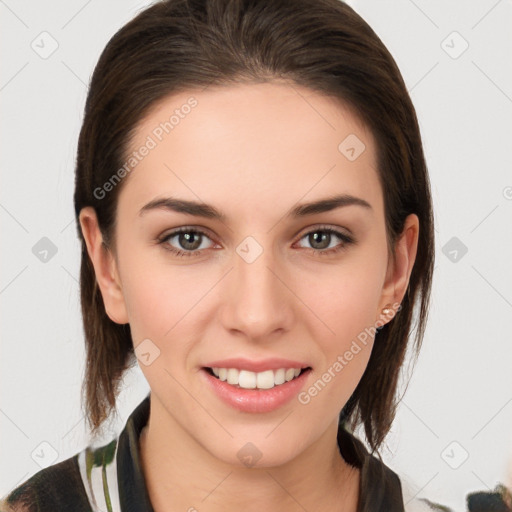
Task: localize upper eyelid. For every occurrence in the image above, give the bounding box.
[161,226,219,245]
[294,224,352,239]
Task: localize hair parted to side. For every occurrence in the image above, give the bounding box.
[74,0,434,454]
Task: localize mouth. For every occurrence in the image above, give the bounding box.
[202,366,312,390]
[201,364,313,413]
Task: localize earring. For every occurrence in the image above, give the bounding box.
[382,303,402,315]
[377,303,400,331]
[381,304,394,316]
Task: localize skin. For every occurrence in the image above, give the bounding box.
[80,81,419,512]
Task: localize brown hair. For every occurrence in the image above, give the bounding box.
[74,0,434,455]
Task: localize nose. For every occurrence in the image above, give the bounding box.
[219,241,295,342]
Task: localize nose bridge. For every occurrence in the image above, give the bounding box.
[221,236,293,338]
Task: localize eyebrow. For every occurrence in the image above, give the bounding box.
[138,194,372,220]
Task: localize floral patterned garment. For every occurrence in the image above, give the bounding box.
[2,394,510,512]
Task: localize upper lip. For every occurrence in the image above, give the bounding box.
[203,358,311,372]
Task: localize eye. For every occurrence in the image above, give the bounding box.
[157,225,355,258]
[295,226,354,255]
[158,227,216,257]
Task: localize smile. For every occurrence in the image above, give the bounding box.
[206,367,309,389]
[201,360,313,413]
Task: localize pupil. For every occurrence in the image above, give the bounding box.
[180,232,201,250]
[310,231,330,249]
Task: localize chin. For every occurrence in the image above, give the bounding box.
[204,432,309,470]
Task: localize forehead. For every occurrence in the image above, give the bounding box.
[119,81,382,224]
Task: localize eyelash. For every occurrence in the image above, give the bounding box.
[157,225,355,258]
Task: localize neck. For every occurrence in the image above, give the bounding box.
[139,399,360,512]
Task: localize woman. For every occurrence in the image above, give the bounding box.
[1,0,439,510]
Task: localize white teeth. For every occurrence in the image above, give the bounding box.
[227,368,239,385]
[274,368,285,385]
[239,370,257,389]
[208,367,305,389]
[256,370,275,389]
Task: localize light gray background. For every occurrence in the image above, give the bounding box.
[1,0,511,510]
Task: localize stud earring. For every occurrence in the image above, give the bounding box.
[377,303,401,331]
[381,304,394,316]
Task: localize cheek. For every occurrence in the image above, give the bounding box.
[297,268,380,414]
[294,247,387,408]
[118,246,218,353]
[302,256,387,345]
[120,265,204,390]
[122,269,196,339]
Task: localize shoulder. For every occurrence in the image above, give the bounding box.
[1,438,120,512]
[0,454,88,512]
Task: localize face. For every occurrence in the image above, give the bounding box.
[81,81,417,468]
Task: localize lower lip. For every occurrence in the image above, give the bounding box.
[201,368,312,413]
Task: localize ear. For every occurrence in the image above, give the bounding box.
[79,206,129,324]
[377,213,419,323]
